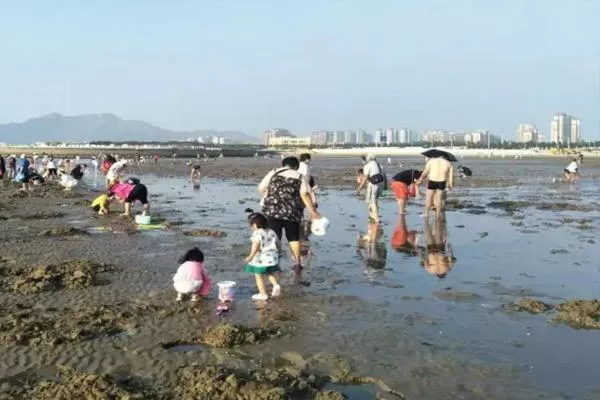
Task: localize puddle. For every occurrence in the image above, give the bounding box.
[161,343,206,353]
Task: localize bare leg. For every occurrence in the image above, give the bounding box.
[397,199,406,214]
[289,240,301,265]
[423,189,434,217]
[433,190,444,218]
[122,202,132,217]
[142,203,150,215]
[267,274,279,287]
[254,274,267,296]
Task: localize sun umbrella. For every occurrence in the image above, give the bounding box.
[421,149,458,162]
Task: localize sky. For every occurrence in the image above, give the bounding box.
[1,0,599,140]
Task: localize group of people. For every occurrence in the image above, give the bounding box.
[0,153,88,191]
[173,151,459,303]
[91,154,151,217]
[356,152,455,221]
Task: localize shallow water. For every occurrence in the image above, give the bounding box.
[90,158,600,398]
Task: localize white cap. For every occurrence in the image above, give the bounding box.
[311,217,330,236]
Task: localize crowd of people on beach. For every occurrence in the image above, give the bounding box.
[0,153,90,191]
[0,149,584,304]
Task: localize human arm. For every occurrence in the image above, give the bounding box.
[258,170,275,196]
[244,239,261,263]
[416,162,430,185]
[300,175,321,219]
[448,165,455,190]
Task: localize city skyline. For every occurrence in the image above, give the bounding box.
[0,1,599,140]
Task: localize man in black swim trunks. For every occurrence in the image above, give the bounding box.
[416,156,454,219]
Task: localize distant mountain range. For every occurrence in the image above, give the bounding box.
[0,113,259,144]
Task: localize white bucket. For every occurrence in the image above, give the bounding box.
[135,215,152,225]
[217,281,236,302]
[311,217,330,236]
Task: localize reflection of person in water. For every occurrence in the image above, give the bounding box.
[391,215,420,256]
[356,222,387,273]
[420,218,456,279]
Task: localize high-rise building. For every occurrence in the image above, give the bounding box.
[333,131,345,144]
[517,124,539,143]
[409,130,421,144]
[311,131,327,146]
[344,131,357,144]
[263,128,294,145]
[374,129,385,145]
[550,113,580,145]
[356,130,366,144]
[570,119,581,144]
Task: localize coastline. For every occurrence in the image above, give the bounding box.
[308,146,600,159]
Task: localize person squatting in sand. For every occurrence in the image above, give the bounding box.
[416,156,454,219]
[244,210,282,301]
[173,247,212,302]
[91,192,113,215]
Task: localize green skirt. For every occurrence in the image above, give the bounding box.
[244,264,280,275]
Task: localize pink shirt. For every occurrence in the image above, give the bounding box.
[173,261,212,297]
[110,182,135,201]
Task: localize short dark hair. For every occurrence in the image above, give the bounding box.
[247,211,270,229]
[357,169,364,174]
[299,153,311,162]
[281,156,300,170]
[179,247,204,263]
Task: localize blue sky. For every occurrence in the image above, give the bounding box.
[1,0,599,139]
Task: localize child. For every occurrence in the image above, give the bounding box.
[173,247,212,302]
[244,211,281,301]
[91,193,112,215]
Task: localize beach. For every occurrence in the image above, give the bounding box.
[0,157,599,399]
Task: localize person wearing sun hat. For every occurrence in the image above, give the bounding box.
[355,153,386,223]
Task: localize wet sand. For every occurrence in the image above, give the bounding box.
[1,158,599,399]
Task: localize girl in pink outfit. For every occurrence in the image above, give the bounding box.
[173,247,212,302]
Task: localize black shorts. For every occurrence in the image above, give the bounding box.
[92,205,101,212]
[126,184,149,205]
[564,169,577,174]
[267,217,301,242]
[48,168,57,176]
[428,180,446,191]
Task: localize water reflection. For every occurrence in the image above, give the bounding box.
[356,222,387,279]
[390,215,420,257]
[420,218,456,279]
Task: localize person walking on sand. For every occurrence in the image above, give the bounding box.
[390,169,421,215]
[355,154,386,223]
[244,211,282,301]
[258,156,320,285]
[416,156,454,219]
